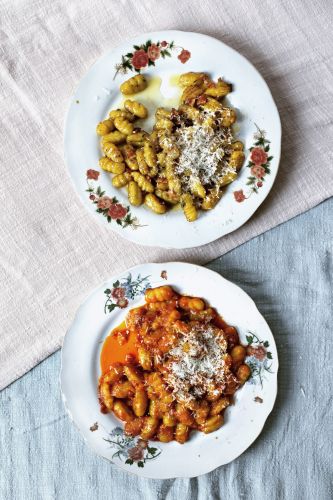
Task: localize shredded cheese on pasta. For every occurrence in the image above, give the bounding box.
[163,323,229,404]
[173,111,236,190]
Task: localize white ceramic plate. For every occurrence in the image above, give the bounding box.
[61,262,278,478]
[64,30,281,249]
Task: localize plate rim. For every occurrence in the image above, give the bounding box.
[60,261,279,478]
[63,29,282,249]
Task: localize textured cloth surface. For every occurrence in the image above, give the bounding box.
[1,199,332,499]
[1,0,333,389]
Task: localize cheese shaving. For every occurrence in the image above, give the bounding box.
[172,110,236,191]
[163,323,228,404]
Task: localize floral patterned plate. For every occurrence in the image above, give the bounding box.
[64,30,281,249]
[61,262,278,478]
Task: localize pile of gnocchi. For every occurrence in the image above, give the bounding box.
[99,285,251,444]
[96,72,245,222]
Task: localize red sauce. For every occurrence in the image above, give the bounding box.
[100,321,138,374]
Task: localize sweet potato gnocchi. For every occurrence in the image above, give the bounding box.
[96,72,245,222]
[98,285,251,444]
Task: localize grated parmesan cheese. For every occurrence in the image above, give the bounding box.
[162,323,229,404]
[172,110,236,192]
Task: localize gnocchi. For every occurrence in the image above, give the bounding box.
[95,72,244,221]
[99,157,125,174]
[120,74,147,95]
[124,99,148,119]
[98,286,251,444]
[127,180,143,206]
[144,193,166,214]
[112,171,132,188]
[96,119,114,136]
[114,117,134,136]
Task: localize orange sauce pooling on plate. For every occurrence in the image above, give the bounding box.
[100,321,138,374]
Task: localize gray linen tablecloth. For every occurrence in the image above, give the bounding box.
[1,198,332,500]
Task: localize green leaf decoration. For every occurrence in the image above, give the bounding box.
[107,304,117,312]
[138,461,144,468]
[264,145,270,152]
[126,52,133,58]
[116,219,122,225]
[263,341,269,347]
[104,288,111,295]
[125,459,134,465]
[246,335,253,345]
[267,156,273,161]
[113,280,120,288]
[133,45,140,50]
[267,352,273,359]
[148,60,155,66]
[107,216,111,223]
[164,50,171,57]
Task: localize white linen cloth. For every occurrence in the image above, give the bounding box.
[0,0,332,389]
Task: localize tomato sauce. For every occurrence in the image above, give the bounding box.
[100,321,138,374]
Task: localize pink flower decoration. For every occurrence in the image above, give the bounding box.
[89,194,95,200]
[178,49,191,64]
[250,147,268,165]
[97,196,112,210]
[147,44,160,62]
[160,270,168,280]
[136,439,147,449]
[247,345,267,361]
[160,41,168,47]
[108,203,127,220]
[112,287,126,300]
[251,165,266,179]
[131,49,149,70]
[117,297,129,309]
[128,445,144,461]
[233,189,246,202]
[86,169,100,180]
[257,181,263,188]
